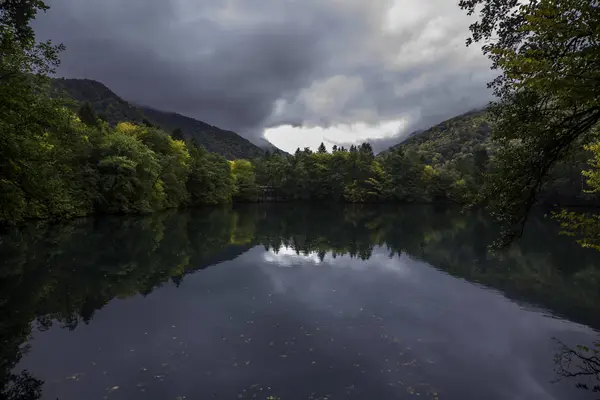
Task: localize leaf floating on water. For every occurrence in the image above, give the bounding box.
[66,373,83,381]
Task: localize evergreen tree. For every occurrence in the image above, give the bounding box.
[171,127,184,141]
[77,102,98,127]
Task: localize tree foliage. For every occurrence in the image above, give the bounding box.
[460,0,600,246]
[51,78,268,159]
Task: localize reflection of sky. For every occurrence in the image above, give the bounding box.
[259,245,596,399]
[263,245,323,266]
[16,245,598,400]
[263,244,411,273]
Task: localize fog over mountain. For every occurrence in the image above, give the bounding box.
[34,0,494,153]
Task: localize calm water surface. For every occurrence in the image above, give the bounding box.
[1,204,599,400]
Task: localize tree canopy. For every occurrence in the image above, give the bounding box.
[459,0,600,246]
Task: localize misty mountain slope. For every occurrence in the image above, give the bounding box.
[380,109,494,164]
[51,78,270,159]
[257,138,291,156]
[140,106,265,159]
[52,78,147,124]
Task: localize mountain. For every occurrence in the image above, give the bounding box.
[52,78,147,123]
[379,108,595,207]
[379,109,494,164]
[51,78,266,159]
[139,106,265,159]
[257,138,290,155]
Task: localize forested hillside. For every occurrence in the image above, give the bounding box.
[51,78,147,124]
[140,106,264,159]
[3,0,600,256]
[52,78,267,159]
[377,108,597,208]
[382,109,493,163]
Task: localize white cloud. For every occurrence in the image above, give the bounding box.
[265,119,406,153]
[36,0,493,151]
[263,245,323,267]
[262,0,493,151]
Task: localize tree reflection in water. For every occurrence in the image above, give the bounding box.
[1,204,599,398]
[554,339,600,396]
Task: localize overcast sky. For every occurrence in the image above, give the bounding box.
[33,0,494,153]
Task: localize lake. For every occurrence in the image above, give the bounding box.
[1,204,599,400]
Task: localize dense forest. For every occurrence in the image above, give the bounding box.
[51,78,270,160]
[2,0,600,397]
[2,0,600,252]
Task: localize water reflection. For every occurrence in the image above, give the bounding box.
[1,204,599,399]
[554,340,600,395]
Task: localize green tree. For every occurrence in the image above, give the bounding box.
[0,0,81,225]
[77,102,98,127]
[231,159,259,202]
[137,126,191,208]
[171,127,184,141]
[317,142,327,154]
[460,0,600,246]
[554,136,600,250]
[186,144,234,206]
[95,122,163,214]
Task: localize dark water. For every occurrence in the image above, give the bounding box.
[1,204,600,400]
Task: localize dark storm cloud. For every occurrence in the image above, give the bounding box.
[33,0,493,148]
